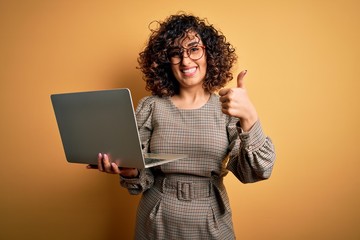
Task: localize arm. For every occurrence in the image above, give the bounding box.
[226,119,276,183]
[87,152,154,195]
[120,168,154,195]
[119,96,156,194]
[87,96,156,194]
[219,70,276,183]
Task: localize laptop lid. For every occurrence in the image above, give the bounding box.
[50,88,186,169]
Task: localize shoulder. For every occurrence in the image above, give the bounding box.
[209,93,223,112]
[211,93,221,102]
[137,95,157,107]
[135,95,165,114]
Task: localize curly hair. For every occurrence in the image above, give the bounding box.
[137,13,237,97]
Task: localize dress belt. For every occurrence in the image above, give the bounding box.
[153,174,228,214]
[154,174,213,201]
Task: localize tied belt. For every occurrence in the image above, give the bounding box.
[153,174,228,214]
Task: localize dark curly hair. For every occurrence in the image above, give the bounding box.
[137,13,237,97]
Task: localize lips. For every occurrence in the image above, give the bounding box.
[181,67,197,75]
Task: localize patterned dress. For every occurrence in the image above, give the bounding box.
[120,93,276,240]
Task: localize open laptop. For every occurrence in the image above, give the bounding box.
[50,88,187,169]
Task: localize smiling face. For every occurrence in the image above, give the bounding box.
[170,31,207,91]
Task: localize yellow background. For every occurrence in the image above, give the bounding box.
[1,0,359,239]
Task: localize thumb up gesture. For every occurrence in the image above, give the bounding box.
[219,70,258,132]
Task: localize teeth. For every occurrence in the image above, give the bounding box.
[182,67,196,73]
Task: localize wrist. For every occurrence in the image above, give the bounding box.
[239,113,258,132]
[120,168,140,178]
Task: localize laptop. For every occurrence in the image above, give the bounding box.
[50,88,187,169]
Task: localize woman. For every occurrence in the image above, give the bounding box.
[91,14,276,239]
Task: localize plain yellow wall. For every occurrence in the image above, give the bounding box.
[1,0,359,239]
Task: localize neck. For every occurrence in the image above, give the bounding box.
[171,89,211,109]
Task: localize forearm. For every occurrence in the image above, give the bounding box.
[227,120,276,183]
[120,168,154,195]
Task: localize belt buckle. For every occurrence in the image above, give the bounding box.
[177,181,193,201]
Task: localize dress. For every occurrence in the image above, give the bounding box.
[120,93,276,240]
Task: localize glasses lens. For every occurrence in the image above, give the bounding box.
[168,48,182,64]
[188,46,204,61]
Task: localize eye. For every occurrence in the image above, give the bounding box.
[168,49,182,58]
[189,46,200,53]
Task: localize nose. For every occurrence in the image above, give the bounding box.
[180,50,192,65]
[182,49,190,58]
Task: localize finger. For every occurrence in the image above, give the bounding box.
[86,164,98,169]
[218,88,230,96]
[237,70,247,88]
[97,153,104,171]
[110,162,121,174]
[221,107,230,116]
[221,101,230,109]
[219,95,229,103]
[103,154,112,172]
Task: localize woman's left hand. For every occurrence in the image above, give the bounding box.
[219,70,258,132]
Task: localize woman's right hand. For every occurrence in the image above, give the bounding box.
[87,153,139,178]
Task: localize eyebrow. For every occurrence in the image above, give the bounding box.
[186,41,200,47]
[170,42,199,50]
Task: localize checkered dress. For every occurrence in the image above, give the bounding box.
[120,94,276,240]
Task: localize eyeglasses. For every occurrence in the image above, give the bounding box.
[167,45,206,65]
